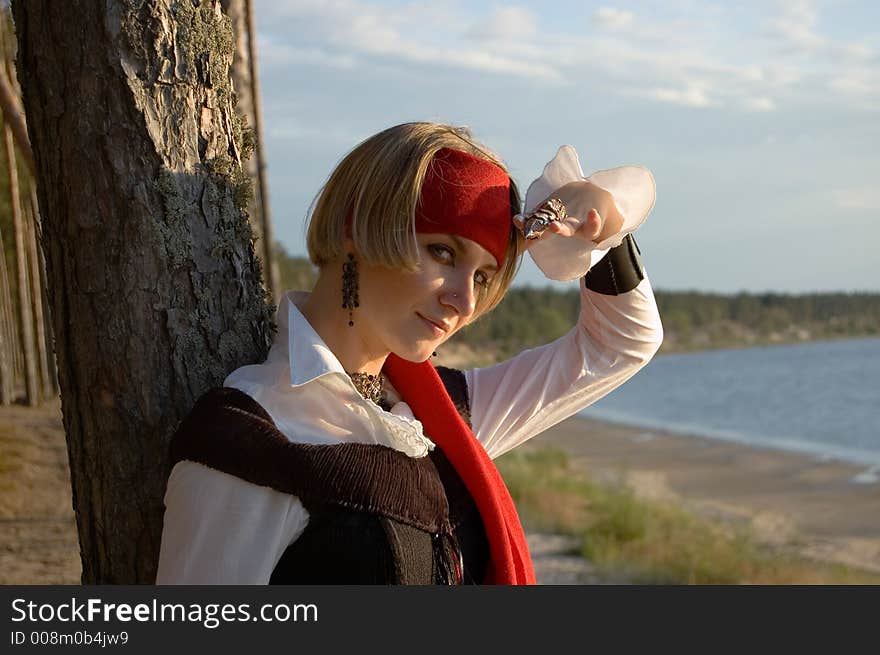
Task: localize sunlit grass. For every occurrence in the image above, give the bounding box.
[497,446,880,585]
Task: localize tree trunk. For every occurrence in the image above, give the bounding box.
[13,0,274,583]
[243,0,279,302]
[0,222,14,404]
[0,16,34,176]
[4,123,38,405]
[220,0,278,301]
[31,186,58,395]
[25,192,51,400]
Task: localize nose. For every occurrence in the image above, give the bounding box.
[439,273,477,319]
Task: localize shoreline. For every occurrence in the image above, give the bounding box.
[578,408,880,474]
[534,414,880,573]
[653,333,880,358]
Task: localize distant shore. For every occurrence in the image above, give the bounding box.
[534,414,880,573]
[436,334,880,371]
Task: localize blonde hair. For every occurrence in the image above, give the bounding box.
[306,122,524,318]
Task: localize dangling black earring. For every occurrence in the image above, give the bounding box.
[432,351,437,357]
[342,252,359,327]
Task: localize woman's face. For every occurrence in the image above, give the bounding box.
[356,233,499,362]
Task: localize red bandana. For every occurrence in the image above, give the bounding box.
[415,148,512,267]
[383,355,536,585]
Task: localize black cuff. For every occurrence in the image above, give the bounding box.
[583,234,645,295]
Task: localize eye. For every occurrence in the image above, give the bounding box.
[474,270,491,289]
[428,243,454,263]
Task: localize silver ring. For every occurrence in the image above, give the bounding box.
[520,197,567,240]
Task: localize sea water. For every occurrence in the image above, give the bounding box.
[579,337,880,476]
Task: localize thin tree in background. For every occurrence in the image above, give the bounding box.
[0,7,52,405]
[24,191,50,398]
[13,0,274,583]
[243,0,278,301]
[0,34,32,171]
[3,120,37,405]
[30,185,57,396]
[221,0,278,301]
[0,218,13,403]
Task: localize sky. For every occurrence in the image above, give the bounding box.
[251,0,879,293]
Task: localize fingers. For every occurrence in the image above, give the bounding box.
[584,208,602,240]
[518,206,605,244]
[547,220,573,237]
[547,209,603,240]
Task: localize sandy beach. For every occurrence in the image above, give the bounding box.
[534,414,880,574]
[1,399,879,584]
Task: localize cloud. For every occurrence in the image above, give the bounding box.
[834,188,880,211]
[764,0,826,53]
[594,7,634,30]
[841,43,875,60]
[829,69,880,97]
[743,97,776,112]
[468,6,537,41]
[762,63,803,87]
[259,37,357,70]
[256,0,563,83]
[254,0,877,115]
[639,85,716,108]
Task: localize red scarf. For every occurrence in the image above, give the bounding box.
[415,148,512,268]
[383,353,536,585]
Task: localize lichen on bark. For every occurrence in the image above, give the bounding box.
[122,0,267,305]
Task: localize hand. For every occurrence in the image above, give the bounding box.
[515,181,624,250]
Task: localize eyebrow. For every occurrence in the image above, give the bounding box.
[449,235,499,272]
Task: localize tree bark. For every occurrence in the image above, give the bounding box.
[13,0,274,583]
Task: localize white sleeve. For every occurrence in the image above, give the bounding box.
[466,275,663,460]
[155,460,309,584]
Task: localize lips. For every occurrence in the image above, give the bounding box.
[417,313,449,335]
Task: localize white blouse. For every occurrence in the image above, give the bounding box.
[156,275,664,584]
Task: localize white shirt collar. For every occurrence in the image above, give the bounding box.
[283,290,350,388]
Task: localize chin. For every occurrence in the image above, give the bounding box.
[392,344,436,363]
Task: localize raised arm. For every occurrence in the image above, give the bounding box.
[465,235,663,459]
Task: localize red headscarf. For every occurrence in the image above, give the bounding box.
[415,148,512,267]
[385,148,536,585]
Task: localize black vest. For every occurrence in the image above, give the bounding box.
[170,367,489,584]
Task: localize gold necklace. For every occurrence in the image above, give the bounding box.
[347,371,384,405]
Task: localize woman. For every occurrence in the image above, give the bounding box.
[156,122,663,584]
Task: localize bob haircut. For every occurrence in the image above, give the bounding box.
[306,122,524,319]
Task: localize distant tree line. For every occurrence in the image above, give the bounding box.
[275,250,880,357]
[459,287,880,357]
[274,241,317,298]
[649,290,880,352]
